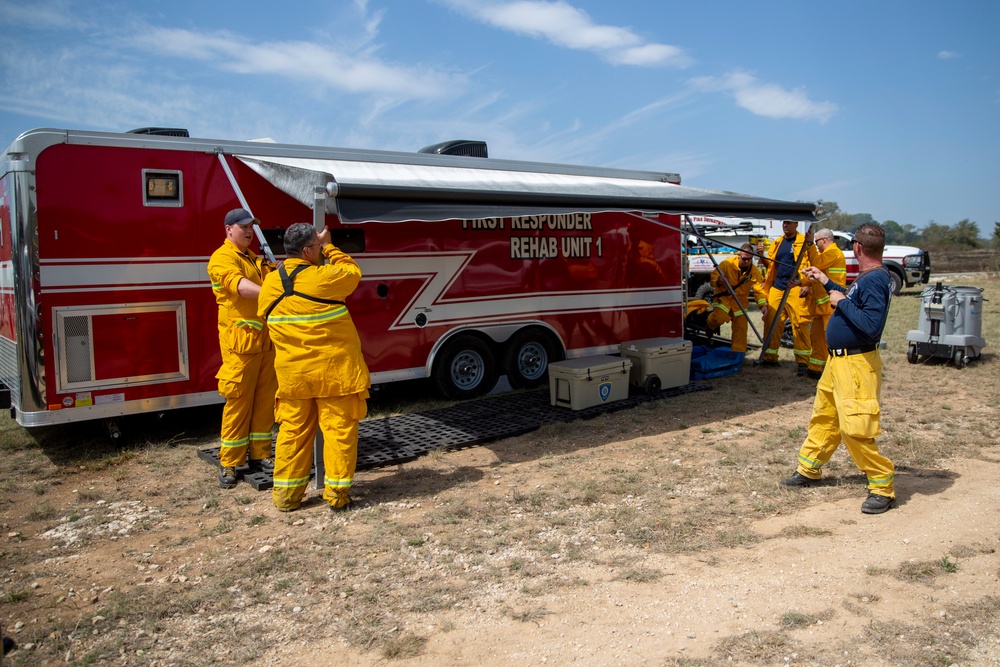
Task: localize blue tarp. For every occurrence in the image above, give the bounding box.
[690,345,744,380]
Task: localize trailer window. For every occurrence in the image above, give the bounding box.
[143,169,183,207]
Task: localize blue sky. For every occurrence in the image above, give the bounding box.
[1,0,996,232]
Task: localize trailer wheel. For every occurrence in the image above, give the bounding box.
[433,335,497,399]
[952,347,966,369]
[504,330,557,389]
[906,343,918,364]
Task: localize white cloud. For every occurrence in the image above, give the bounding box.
[937,50,961,59]
[440,0,691,68]
[137,27,465,100]
[691,71,837,123]
[0,0,86,30]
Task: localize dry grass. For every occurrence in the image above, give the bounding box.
[0,276,997,665]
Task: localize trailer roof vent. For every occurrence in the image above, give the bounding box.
[127,127,190,137]
[418,140,488,158]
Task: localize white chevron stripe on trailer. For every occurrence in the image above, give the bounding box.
[38,259,209,292]
[358,252,682,331]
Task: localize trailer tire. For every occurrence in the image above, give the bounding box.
[433,335,497,399]
[504,330,558,389]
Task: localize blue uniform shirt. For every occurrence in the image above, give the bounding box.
[824,267,893,349]
[772,237,796,290]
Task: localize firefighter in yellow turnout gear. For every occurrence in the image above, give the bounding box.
[207,208,278,488]
[761,221,813,372]
[781,223,896,515]
[259,224,371,512]
[801,229,847,379]
[705,244,767,353]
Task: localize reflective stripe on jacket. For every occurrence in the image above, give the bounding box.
[709,256,766,312]
[208,239,271,334]
[258,246,370,399]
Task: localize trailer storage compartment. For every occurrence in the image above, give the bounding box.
[548,355,632,410]
[618,337,691,394]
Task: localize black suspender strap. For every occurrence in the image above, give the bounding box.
[264,264,346,320]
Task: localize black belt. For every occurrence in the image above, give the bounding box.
[828,344,878,357]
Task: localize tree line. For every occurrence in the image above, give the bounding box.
[815,200,999,250]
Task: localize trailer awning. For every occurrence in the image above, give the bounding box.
[237,155,816,223]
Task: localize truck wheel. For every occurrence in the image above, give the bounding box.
[888,270,903,295]
[906,343,918,364]
[504,330,557,389]
[952,347,966,369]
[433,335,497,399]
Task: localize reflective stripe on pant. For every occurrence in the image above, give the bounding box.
[794,351,895,497]
[762,286,811,364]
[218,346,277,467]
[706,300,749,353]
[271,392,369,511]
[807,313,831,372]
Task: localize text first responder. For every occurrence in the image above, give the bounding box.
[207,208,278,489]
[780,222,896,515]
[259,223,371,513]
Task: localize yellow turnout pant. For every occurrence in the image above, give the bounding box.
[762,286,811,365]
[218,347,277,468]
[706,296,749,352]
[794,351,895,498]
[808,313,831,373]
[271,392,369,511]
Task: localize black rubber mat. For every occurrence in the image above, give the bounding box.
[198,382,710,491]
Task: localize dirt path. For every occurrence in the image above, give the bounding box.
[277,456,1000,667]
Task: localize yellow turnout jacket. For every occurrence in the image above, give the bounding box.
[258,245,370,399]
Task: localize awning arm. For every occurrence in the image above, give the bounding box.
[216,151,277,263]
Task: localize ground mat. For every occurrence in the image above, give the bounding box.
[197,382,710,490]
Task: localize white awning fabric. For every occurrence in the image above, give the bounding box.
[237,155,816,224]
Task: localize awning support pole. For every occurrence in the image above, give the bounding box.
[684,218,765,345]
[215,151,277,264]
[312,185,329,490]
[754,223,816,366]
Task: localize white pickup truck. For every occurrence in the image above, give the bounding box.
[830,230,931,295]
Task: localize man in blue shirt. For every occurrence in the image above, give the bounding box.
[780,223,896,514]
[760,220,813,373]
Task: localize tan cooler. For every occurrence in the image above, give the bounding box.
[548,355,632,410]
[618,337,692,394]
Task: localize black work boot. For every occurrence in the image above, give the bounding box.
[861,492,894,514]
[780,471,815,487]
[796,364,808,376]
[219,466,238,489]
[248,457,275,474]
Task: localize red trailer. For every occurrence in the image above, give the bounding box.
[0,128,814,428]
